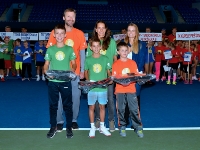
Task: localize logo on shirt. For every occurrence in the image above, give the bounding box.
[55,51,65,61]
[39,49,43,53]
[107,63,110,67]
[122,68,130,75]
[93,64,102,73]
[65,39,74,47]
[17,49,21,53]
[100,49,107,55]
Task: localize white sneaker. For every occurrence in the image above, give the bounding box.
[88,127,96,138]
[193,76,198,80]
[42,76,46,81]
[36,77,40,81]
[99,126,111,136]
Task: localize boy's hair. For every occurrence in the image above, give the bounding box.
[23,40,28,43]
[191,43,196,48]
[15,38,21,43]
[172,27,177,30]
[63,8,76,16]
[117,42,128,51]
[168,42,175,48]
[4,36,10,40]
[89,38,101,46]
[54,24,66,32]
[5,26,11,29]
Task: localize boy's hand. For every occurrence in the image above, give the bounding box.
[108,80,113,84]
[71,69,76,73]
[80,72,84,79]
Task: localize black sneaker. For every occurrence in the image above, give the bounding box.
[57,124,63,132]
[72,122,79,130]
[47,127,57,138]
[66,128,73,139]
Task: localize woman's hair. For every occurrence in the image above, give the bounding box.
[124,23,139,53]
[92,20,111,50]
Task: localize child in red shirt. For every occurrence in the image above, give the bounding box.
[160,40,170,81]
[166,42,179,85]
[174,40,183,80]
[112,42,143,138]
[155,41,165,81]
[182,41,196,84]
[190,43,198,80]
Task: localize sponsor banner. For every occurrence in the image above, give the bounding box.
[0,32,13,39]
[13,32,38,41]
[113,34,126,41]
[139,33,162,41]
[39,32,50,40]
[176,32,200,40]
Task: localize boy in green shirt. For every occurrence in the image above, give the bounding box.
[85,38,111,138]
[1,36,12,77]
[0,43,5,81]
[44,24,77,139]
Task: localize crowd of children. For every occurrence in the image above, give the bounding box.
[0,36,47,82]
[1,24,200,140]
[154,39,200,85]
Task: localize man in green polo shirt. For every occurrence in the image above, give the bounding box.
[44,24,76,139]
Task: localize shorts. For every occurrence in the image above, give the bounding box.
[15,62,22,70]
[87,91,107,105]
[0,58,5,69]
[183,64,192,74]
[4,60,11,69]
[36,61,45,67]
[169,63,178,70]
[179,62,183,71]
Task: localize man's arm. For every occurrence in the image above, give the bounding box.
[46,30,56,48]
[84,70,89,80]
[44,60,50,74]
[80,50,85,79]
[71,60,77,72]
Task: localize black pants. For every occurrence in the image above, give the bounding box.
[48,81,73,128]
[21,63,32,78]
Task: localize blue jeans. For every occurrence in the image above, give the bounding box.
[48,81,72,129]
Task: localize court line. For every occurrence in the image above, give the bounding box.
[0,127,200,131]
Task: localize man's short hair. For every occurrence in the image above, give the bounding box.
[63,8,76,16]
[54,24,66,32]
[117,42,128,51]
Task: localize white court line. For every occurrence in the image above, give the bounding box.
[0,127,200,131]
